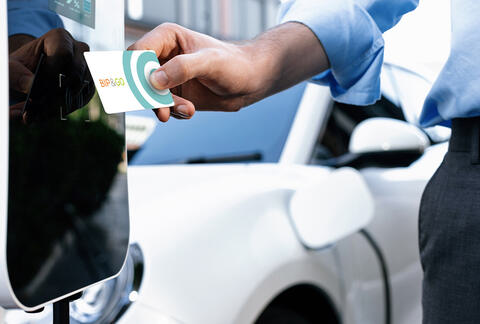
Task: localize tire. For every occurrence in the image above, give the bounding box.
[255,306,313,324]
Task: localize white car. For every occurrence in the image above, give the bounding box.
[4,1,452,323]
[4,59,450,324]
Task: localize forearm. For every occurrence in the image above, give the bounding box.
[244,22,330,100]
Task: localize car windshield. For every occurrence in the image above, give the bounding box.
[128,82,306,165]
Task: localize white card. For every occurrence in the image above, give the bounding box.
[84,50,174,114]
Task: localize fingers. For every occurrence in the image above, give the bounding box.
[9,60,34,93]
[150,52,209,91]
[153,95,195,122]
[154,107,170,122]
[44,31,88,95]
[9,102,25,121]
[129,23,209,90]
[171,95,195,119]
[128,23,181,58]
[42,28,76,69]
[69,40,90,96]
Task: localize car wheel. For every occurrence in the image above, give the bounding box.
[255,306,313,324]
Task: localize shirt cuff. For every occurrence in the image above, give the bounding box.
[280,0,384,105]
[8,1,63,38]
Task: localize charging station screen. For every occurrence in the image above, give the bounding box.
[7,0,129,308]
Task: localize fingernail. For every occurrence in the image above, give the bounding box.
[151,70,168,89]
[176,105,190,116]
[171,112,187,119]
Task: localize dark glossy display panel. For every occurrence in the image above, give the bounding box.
[7,1,129,308]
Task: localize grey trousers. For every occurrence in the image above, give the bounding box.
[420,118,480,324]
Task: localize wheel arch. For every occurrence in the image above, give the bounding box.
[254,283,341,324]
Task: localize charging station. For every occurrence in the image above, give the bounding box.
[0,0,130,319]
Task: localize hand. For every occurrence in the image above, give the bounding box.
[9,28,93,123]
[129,22,328,122]
[128,23,261,122]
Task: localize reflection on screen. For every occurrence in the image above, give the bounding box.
[7,2,129,308]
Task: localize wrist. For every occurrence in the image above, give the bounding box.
[238,38,280,101]
[241,22,329,100]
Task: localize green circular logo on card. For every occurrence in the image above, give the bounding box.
[136,51,174,105]
[122,51,173,109]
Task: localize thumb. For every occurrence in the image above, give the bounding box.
[149,52,208,90]
[9,60,34,94]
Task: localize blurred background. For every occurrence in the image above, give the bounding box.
[123,0,313,166]
[124,0,281,46]
[122,0,451,167]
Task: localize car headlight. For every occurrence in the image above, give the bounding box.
[70,243,144,324]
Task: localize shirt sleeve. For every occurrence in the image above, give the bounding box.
[279,0,419,105]
[8,0,64,38]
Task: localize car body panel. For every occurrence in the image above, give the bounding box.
[123,141,446,324]
[361,143,447,324]
[126,164,341,323]
[118,53,450,323]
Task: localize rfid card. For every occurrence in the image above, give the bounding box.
[84,51,174,114]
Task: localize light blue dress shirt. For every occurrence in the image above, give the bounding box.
[280,0,480,127]
[8,0,63,38]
